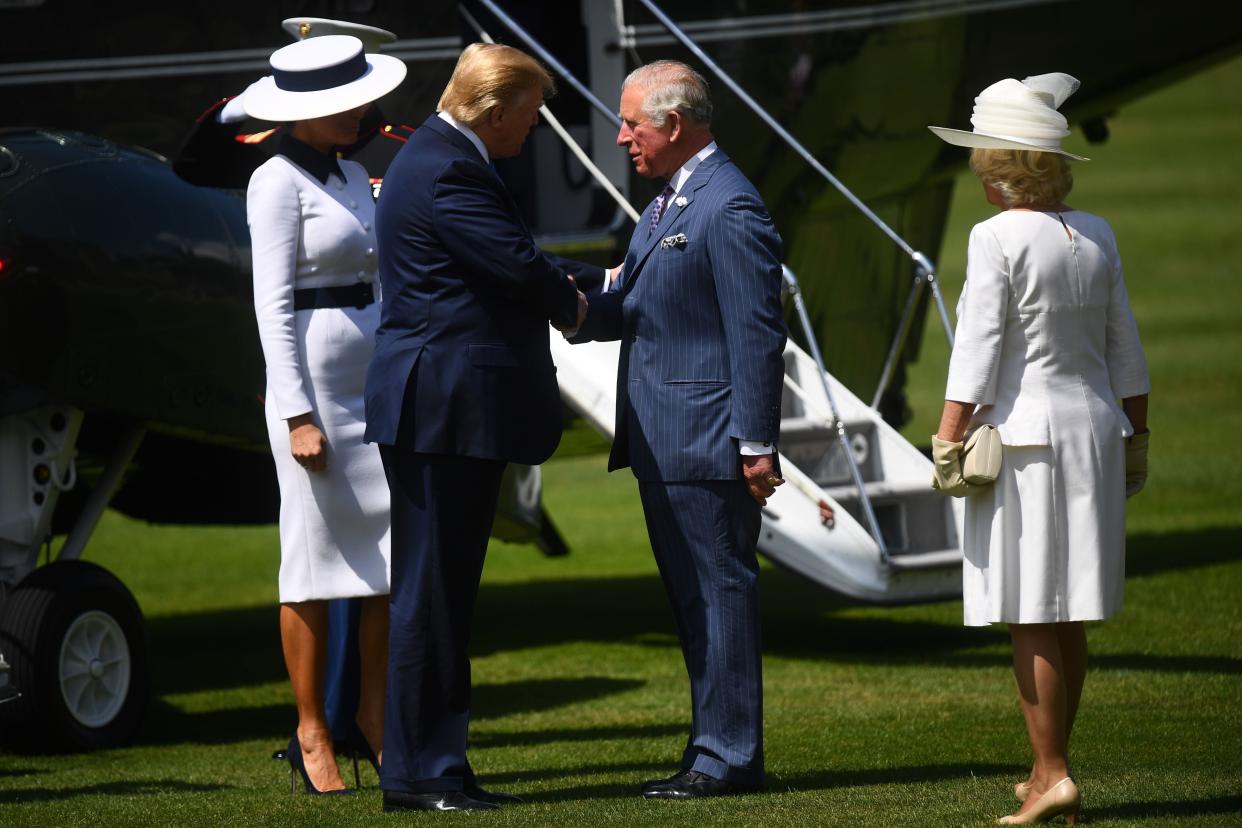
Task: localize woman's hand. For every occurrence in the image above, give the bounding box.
[930,436,986,497]
[1125,430,1148,497]
[288,413,327,472]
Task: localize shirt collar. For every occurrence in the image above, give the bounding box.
[276,132,343,185]
[437,110,489,163]
[667,141,718,194]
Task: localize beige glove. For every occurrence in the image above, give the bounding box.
[931,436,988,497]
[1125,430,1149,497]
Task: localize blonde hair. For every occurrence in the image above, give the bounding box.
[969,148,1073,207]
[438,43,554,127]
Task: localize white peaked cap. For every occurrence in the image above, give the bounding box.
[282,18,398,53]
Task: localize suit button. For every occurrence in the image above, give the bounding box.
[349,200,358,209]
[335,181,344,190]
[357,270,366,279]
[363,222,372,231]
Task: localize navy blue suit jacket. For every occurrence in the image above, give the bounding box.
[577,150,787,481]
[364,114,584,465]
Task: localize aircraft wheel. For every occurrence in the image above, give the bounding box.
[0,560,148,752]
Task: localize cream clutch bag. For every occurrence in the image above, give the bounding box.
[962,424,1001,485]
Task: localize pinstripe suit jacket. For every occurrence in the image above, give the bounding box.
[578,150,787,481]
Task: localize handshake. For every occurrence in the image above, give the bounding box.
[552,264,623,337]
[552,274,589,337]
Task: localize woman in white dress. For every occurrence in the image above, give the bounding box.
[244,35,405,794]
[929,74,1150,824]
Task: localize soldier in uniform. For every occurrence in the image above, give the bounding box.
[173,17,415,196]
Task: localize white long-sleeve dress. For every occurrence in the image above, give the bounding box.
[247,150,390,602]
[945,210,1149,626]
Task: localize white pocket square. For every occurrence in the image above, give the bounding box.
[661,233,688,249]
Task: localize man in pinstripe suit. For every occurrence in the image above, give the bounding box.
[574,60,787,799]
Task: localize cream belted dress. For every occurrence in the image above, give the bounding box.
[247,146,390,602]
[945,210,1149,626]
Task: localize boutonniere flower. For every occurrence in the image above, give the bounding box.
[661,233,689,249]
[674,196,688,208]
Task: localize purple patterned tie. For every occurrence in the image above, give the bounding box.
[650,184,675,233]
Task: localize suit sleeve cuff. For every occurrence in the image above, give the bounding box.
[739,440,774,456]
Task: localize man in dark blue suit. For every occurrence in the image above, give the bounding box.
[364,43,590,813]
[574,60,788,799]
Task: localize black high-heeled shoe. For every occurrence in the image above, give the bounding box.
[348,722,381,788]
[287,734,354,796]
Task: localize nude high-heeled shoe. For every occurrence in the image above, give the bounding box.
[1014,780,1034,802]
[996,777,1080,824]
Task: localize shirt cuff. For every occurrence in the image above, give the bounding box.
[738,440,774,456]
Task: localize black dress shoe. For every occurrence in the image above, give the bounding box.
[464,784,523,805]
[642,770,761,800]
[382,790,498,812]
[641,769,689,793]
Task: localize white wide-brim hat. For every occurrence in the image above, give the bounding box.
[244,35,407,122]
[281,17,397,52]
[929,72,1089,161]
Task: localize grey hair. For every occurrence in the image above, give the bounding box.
[623,60,712,127]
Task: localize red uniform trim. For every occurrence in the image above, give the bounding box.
[194,97,231,125]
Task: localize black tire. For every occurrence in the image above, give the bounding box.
[0,560,148,753]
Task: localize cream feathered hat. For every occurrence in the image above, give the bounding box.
[929,72,1089,161]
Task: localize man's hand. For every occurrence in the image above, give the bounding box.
[288,414,328,473]
[553,274,588,335]
[742,453,784,506]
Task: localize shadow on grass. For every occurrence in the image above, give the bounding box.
[476,721,683,749]
[145,605,283,695]
[478,758,671,786]
[1089,794,1242,820]
[129,522,1240,749]
[0,766,40,779]
[139,677,645,747]
[473,677,645,721]
[518,762,1028,803]
[0,779,227,804]
[769,762,1023,792]
[1126,526,1242,579]
[141,699,293,746]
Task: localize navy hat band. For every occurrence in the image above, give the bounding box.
[273,49,368,93]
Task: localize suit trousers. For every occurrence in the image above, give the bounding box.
[638,479,764,786]
[378,446,505,793]
[324,597,361,741]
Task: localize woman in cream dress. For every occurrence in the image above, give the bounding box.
[245,35,405,794]
[930,74,1150,823]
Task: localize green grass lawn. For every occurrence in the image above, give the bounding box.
[4,57,1242,828]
